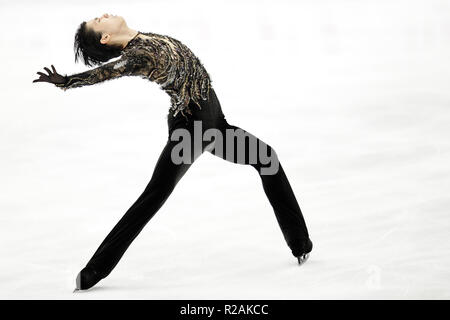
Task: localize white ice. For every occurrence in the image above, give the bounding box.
[0,0,449,299]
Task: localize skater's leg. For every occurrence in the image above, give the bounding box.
[209,121,311,257]
[81,136,200,284]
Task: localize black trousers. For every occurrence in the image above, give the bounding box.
[85,88,310,278]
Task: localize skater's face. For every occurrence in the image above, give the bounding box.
[86,13,127,46]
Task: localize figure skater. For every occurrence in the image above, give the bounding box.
[33,13,313,290]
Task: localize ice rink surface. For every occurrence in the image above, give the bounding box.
[1,0,449,299]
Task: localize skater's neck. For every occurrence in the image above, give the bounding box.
[117,28,140,49]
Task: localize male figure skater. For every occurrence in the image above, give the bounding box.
[33,13,313,290]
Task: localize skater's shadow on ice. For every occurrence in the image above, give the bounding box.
[73,285,119,294]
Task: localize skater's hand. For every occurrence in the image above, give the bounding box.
[32,65,67,86]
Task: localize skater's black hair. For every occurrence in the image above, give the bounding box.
[74,21,123,67]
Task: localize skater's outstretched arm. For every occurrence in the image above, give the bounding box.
[32,47,152,90]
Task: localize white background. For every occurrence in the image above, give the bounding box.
[1,0,449,299]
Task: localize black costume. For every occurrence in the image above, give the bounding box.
[54,31,312,289]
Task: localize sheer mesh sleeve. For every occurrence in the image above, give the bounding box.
[55,48,152,90]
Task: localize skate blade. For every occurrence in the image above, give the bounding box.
[297,253,310,265]
[75,271,82,291]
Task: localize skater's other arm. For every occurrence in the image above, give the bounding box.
[32,48,151,90]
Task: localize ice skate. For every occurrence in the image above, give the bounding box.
[296,238,313,265]
[75,266,103,291]
[297,252,310,265]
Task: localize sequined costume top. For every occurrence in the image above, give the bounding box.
[56,32,213,118]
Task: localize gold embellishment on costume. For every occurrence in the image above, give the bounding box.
[60,31,212,118]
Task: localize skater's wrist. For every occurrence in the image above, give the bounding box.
[54,75,68,88]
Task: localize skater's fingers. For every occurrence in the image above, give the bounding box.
[43,67,52,75]
[51,65,57,74]
[33,77,48,83]
[35,72,51,83]
[36,72,49,79]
